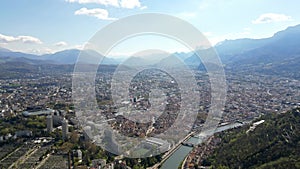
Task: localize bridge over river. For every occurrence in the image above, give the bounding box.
[153,122,245,169]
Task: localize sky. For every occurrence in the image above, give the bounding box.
[0,0,300,56]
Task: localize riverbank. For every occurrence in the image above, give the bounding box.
[160,122,245,169]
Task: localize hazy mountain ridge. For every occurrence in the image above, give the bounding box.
[183,24,300,79]
[0,49,42,61]
[186,24,300,66]
[0,48,119,65]
[42,49,80,64]
[229,24,300,65]
[0,24,300,76]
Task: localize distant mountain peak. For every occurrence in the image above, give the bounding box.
[273,24,300,39]
[0,47,11,52]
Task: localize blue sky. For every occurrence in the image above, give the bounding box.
[0,0,299,56]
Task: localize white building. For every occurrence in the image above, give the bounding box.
[46,115,53,133]
[62,118,68,140]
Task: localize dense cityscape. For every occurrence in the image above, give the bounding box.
[0,63,299,168]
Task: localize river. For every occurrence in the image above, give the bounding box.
[160,122,244,169]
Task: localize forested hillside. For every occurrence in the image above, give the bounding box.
[205,108,300,169]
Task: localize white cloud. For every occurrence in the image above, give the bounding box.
[66,0,144,9]
[29,48,54,55]
[73,44,85,50]
[252,13,293,24]
[18,36,43,44]
[0,34,42,44]
[66,0,119,7]
[140,6,147,10]
[75,8,117,20]
[120,0,140,9]
[54,41,68,47]
[71,42,91,50]
[0,34,15,43]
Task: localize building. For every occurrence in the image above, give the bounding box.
[73,149,83,163]
[46,115,53,133]
[62,118,68,140]
[53,111,63,126]
[144,137,171,153]
[92,159,106,168]
[15,130,33,137]
[83,126,92,141]
[22,108,54,117]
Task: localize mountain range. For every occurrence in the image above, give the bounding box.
[185,24,300,68]
[0,48,118,65]
[184,24,300,79]
[1,24,300,78]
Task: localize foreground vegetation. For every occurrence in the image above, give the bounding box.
[204,108,300,169]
